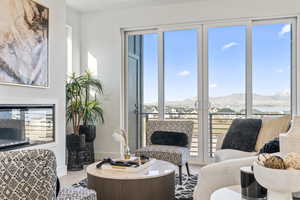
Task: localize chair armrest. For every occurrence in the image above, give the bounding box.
[193,156,257,200]
[214,149,257,162]
[280,133,300,154]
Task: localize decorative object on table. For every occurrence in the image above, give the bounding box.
[140,155,150,164]
[113,129,130,159]
[240,166,267,200]
[66,71,104,170]
[254,153,300,200]
[257,154,286,169]
[96,157,156,172]
[135,120,194,185]
[75,173,198,200]
[0,0,49,87]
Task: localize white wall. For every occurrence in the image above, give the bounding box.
[66,7,82,74]
[0,0,67,176]
[80,0,300,159]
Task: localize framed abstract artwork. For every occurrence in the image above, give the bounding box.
[0,0,49,88]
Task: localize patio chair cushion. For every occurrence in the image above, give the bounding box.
[135,145,190,166]
[151,131,188,147]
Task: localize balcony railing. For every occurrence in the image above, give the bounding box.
[141,112,286,157]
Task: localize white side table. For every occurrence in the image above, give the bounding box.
[210,185,245,200]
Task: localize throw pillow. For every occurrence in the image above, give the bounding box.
[151,131,188,147]
[255,115,290,151]
[221,119,262,152]
[259,137,280,154]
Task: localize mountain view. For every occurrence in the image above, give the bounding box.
[145,92,290,114]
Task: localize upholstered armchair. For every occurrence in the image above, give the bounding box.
[135,120,194,185]
[0,149,96,200]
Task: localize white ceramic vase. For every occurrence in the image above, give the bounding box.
[253,161,300,200]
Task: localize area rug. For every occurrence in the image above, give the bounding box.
[73,173,198,200]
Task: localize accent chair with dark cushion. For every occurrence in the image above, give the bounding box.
[135,120,194,185]
[0,149,96,200]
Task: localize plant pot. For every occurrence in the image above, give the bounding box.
[66,134,86,171]
[79,125,96,142]
[66,134,85,151]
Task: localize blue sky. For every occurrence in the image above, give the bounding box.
[143,23,291,104]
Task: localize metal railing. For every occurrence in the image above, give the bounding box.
[141,112,286,157]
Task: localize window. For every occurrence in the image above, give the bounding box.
[142,34,159,114]
[164,30,199,156]
[252,23,292,115]
[207,25,246,156]
[125,17,297,162]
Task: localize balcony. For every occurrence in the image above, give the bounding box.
[141,112,285,158]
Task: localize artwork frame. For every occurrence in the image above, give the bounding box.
[0,0,49,88]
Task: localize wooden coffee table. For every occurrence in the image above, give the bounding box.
[87,160,176,200]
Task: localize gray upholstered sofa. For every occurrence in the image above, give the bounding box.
[0,149,96,200]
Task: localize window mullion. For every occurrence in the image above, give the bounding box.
[246,23,253,118]
[158,31,165,120]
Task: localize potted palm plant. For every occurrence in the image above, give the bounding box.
[66,71,104,170]
[79,72,104,142]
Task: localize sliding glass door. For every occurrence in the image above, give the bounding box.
[125,17,296,162]
[206,25,247,157]
[164,30,199,156]
[252,22,292,116]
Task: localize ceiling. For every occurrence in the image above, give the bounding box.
[66,0,204,13]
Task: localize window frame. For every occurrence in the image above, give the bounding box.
[121,16,299,164]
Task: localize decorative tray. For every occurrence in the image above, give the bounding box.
[100,157,156,173]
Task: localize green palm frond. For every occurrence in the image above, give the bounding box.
[66,71,104,135]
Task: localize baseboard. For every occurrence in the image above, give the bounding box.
[57,165,67,177]
[95,152,120,160]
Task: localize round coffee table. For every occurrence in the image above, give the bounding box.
[87,160,176,200]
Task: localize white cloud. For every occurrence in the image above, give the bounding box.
[209,83,217,88]
[275,68,284,73]
[279,24,291,37]
[222,42,239,50]
[177,70,190,77]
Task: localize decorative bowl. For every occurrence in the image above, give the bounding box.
[253,161,300,200]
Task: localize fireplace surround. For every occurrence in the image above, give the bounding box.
[0,104,55,150]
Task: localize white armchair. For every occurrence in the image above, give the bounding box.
[193,156,257,200]
[280,116,300,154]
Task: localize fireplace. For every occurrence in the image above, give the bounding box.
[0,104,55,149]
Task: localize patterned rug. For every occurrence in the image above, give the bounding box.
[73,174,198,200]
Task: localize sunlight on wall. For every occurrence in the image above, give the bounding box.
[66,25,73,77]
[88,52,98,77]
